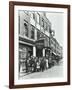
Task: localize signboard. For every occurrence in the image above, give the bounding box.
[35,37,50,49]
[44,38,49,47]
[35,39,44,49]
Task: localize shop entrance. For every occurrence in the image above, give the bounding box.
[36,48,43,57]
[45,49,50,59]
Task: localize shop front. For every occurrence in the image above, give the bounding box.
[19,36,36,73]
[19,43,33,73]
[19,36,50,74]
[35,39,45,57]
[35,37,50,57]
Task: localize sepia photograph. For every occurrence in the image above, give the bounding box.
[9,1,70,88]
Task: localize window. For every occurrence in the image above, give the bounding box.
[41,18,44,27]
[45,22,48,30]
[37,30,40,40]
[49,26,52,34]
[37,30,45,40]
[33,13,35,20]
[40,33,44,38]
[37,13,40,24]
[24,23,28,37]
[31,12,35,20]
[31,25,35,39]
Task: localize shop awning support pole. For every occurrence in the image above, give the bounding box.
[33,46,36,57]
[43,48,45,57]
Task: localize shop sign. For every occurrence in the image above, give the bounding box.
[35,40,44,49]
[19,47,27,59]
[23,47,27,52]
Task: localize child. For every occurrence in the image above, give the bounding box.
[36,61,40,72]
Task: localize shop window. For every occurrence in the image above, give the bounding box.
[19,47,28,73]
[24,23,28,37]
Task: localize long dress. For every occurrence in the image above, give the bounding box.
[46,59,49,69]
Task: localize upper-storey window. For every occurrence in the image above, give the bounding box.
[24,22,28,37]
[41,18,44,27]
[37,30,45,40]
[37,30,40,40]
[30,25,35,39]
[37,13,40,24]
[44,22,48,30]
[40,32,44,38]
[33,13,35,20]
[31,12,35,20]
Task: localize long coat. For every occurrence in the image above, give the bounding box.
[40,59,46,71]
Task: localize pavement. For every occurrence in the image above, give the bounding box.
[19,62,63,79]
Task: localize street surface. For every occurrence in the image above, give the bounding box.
[20,61,63,79]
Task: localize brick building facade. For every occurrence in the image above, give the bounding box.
[18,10,63,73]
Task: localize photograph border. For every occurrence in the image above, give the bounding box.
[9,1,70,89]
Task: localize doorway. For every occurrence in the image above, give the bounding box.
[36,48,43,57]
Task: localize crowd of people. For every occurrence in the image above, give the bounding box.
[25,56,53,73]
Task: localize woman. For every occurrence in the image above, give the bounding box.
[36,58,40,72]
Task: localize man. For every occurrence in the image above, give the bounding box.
[25,58,29,73]
[48,57,52,68]
[40,57,46,72]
